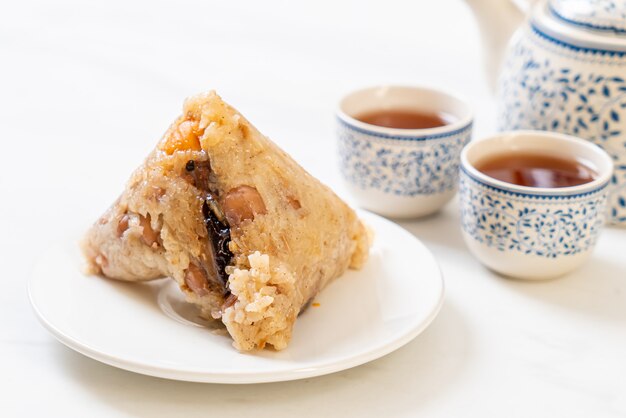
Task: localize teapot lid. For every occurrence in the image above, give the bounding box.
[532,0,626,51]
[549,0,626,35]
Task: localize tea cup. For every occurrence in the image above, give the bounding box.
[337,85,473,218]
[459,130,613,280]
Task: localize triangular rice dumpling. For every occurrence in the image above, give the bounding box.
[82,91,371,351]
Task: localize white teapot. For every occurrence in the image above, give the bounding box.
[467,0,626,226]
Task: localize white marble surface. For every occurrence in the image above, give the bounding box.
[1,0,625,416]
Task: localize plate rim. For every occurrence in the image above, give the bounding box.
[28,211,445,384]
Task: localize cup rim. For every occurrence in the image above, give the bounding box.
[336,85,474,139]
[460,130,613,196]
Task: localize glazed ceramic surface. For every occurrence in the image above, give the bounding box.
[337,86,473,218]
[497,0,626,225]
[459,131,612,279]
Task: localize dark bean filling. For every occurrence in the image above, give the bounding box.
[203,194,233,290]
[186,159,232,295]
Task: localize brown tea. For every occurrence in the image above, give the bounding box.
[476,152,597,188]
[355,109,452,129]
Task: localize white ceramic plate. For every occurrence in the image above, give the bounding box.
[28,211,444,384]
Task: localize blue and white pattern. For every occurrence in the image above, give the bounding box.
[550,0,626,34]
[459,169,608,257]
[497,24,626,224]
[337,120,472,197]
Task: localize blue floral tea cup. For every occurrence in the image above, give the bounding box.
[460,130,613,280]
[337,86,473,218]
